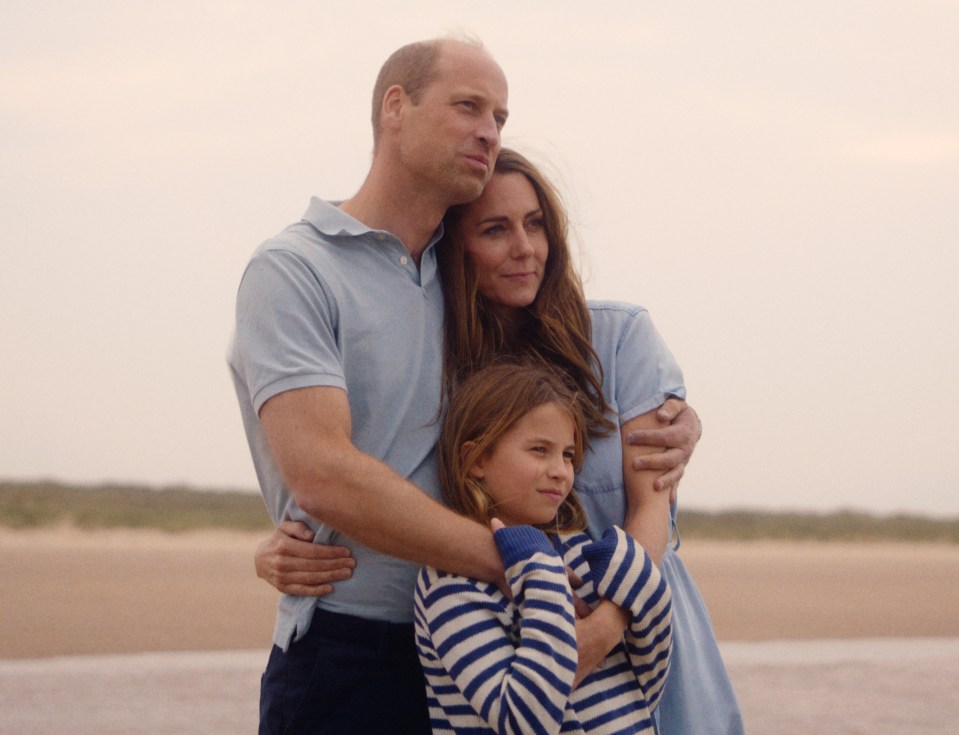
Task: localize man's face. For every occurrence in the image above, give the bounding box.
[397,43,509,206]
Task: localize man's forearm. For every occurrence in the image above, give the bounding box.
[288,442,503,584]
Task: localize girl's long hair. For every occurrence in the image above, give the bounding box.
[438,362,588,533]
[437,148,615,438]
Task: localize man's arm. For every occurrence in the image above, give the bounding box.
[259,385,504,584]
[626,398,701,501]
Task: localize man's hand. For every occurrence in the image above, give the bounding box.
[625,399,701,502]
[254,520,355,596]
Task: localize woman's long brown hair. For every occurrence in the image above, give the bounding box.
[437,147,615,437]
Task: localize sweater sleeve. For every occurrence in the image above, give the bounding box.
[581,526,673,709]
[415,525,577,735]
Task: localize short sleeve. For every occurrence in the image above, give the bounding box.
[590,301,686,424]
[232,247,346,414]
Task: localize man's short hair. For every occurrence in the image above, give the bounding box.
[370,36,484,149]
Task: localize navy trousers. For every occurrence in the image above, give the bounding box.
[259,607,431,734]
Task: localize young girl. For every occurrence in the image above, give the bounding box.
[414,363,672,735]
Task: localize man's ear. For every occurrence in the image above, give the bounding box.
[381,84,407,130]
[462,441,486,479]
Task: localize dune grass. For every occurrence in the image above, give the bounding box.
[0,480,272,533]
[2,480,957,542]
[676,508,959,544]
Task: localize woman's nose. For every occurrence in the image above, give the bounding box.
[511,230,534,258]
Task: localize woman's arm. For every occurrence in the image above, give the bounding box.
[571,407,673,684]
[621,409,674,566]
[581,527,673,709]
[415,524,577,735]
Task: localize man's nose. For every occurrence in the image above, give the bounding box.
[477,112,501,149]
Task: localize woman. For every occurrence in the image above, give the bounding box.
[417,362,672,734]
[257,149,744,734]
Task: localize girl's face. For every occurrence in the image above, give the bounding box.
[456,172,549,316]
[468,402,575,527]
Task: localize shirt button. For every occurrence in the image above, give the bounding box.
[400,256,409,265]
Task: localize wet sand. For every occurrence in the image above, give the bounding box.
[3,528,957,658]
[2,528,958,733]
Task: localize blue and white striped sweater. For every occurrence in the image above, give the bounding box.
[414,525,672,734]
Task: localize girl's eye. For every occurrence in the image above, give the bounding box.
[530,446,547,455]
[563,450,575,461]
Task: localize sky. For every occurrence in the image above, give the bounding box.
[2,1,957,516]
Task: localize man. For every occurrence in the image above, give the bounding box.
[230,37,698,734]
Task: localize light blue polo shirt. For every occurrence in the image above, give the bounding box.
[229,198,445,647]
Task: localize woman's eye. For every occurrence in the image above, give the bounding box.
[531,446,547,455]
[526,218,544,231]
[482,224,504,236]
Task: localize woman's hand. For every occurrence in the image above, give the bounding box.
[625,398,701,502]
[254,520,355,596]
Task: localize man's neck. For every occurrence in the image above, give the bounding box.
[339,170,448,264]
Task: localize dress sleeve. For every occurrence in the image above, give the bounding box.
[416,526,577,735]
[590,302,686,423]
[581,526,673,709]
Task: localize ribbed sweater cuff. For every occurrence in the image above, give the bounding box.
[580,526,622,582]
[494,525,556,568]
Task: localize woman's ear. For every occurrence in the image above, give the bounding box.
[462,441,486,479]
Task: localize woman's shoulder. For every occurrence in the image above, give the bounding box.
[586,299,650,319]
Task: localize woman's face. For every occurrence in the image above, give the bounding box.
[456,172,549,314]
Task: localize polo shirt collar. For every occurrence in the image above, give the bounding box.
[302,197,445,251]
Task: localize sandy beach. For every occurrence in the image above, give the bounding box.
[2,528,958,732]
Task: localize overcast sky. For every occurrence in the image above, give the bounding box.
[2,1,957,516]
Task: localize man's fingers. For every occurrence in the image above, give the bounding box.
[626,427,669,447]
[276,519,317,542]
[282,568,352,585]
[566,566,583,589]
[278,540,353,560]
[655,397,686,422]
[274,555,356,574]
[653,464,685,493]
[631,447,685,471]
[572,594,593,619]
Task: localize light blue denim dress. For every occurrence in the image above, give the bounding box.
[579,301,745,735]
